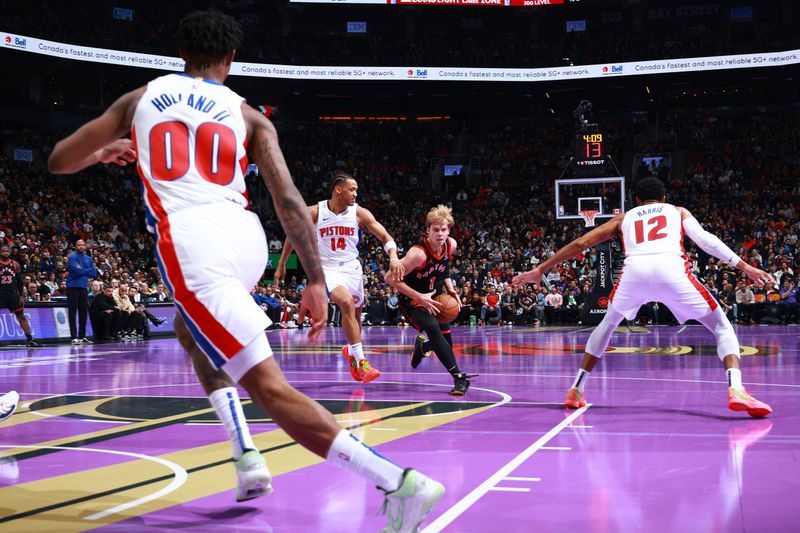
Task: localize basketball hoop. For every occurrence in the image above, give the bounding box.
[579,210,599,228]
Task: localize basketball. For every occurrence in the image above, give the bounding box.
[434,294,460,324]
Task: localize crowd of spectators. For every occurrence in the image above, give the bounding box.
[1,102,798,338]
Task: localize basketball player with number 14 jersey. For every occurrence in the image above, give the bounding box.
[49,11,443,530]
[275,173,406,384]
[513,177,773,418]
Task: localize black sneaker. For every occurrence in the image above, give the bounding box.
[411,335,430,369]
[26,339,42,347]
[449,373,471,396]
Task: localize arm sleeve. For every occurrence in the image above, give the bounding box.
[682,217,741,268]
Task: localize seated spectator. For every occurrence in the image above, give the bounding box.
[480,286,501,325]
[779,278,798,324]
[90,283,120,341]
[545,285,564,324]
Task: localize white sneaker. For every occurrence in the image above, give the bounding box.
[71,338,82,345]
[380,469,445,533]
[0,391,19,422]
[80,338,94,344]
[235,450,273,502]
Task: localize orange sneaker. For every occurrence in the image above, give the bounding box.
[341,345,362,382]
[565,387,587,409]
[728,388,772,418]
[358,359,381,384]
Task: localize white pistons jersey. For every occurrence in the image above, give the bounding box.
[620,203,684,260]
[316,200,361,270]
[132,73,250,226]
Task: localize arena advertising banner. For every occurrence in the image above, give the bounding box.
[0,304,177,343]
[3,31,799,82]
[582,243,614,326]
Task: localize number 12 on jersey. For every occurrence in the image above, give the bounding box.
[634,215,667,244]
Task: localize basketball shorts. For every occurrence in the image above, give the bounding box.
[609,254,718,324]
[323,261,364,308]
[154,202,272,382]
[0,291,23,313]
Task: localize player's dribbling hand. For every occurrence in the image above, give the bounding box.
[414,291,442,316]
[98,139,136,166]
[512,268,542,288]
[299,282,327,341]
[744,266,777,288]
[389,258,405,281]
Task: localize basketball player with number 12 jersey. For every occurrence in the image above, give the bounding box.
[513,177,773,418]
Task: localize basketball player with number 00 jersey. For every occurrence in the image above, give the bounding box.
[49,10,444,530]
[513,177,773,418]
[274,172,405,384]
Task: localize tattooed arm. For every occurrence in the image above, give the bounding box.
[244,105,323,284]
[244,104,326,337]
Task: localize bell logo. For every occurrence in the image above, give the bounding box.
[407,69,414,76]
[4,36,10,44]
[602,66,608,73]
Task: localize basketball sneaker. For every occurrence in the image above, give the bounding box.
[234,449,273,502]
[450,373,471,396]
[728,388,772,418]
[358,359,381,384]
[26,339,42,347]
[342,345,362,382]
[411,334,431,369]
[564,387,587,409]
[0,391,19,423]
[380,468,445,533]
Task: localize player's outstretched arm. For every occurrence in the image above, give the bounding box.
[679,207,777,288]
[275,205,317,285]
[513,214,623,288]
[245,106,326,337]
[48,88,143,174]
[357,207,404,279]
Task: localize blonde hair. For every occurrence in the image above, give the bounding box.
[426,204,454,228]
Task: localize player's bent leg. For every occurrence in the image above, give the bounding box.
[238,356,443,531]
[566,306,625,409]
[696,308,772,418]
[331,286,380,383]
[174,314,272,500]
[409,307,471,395]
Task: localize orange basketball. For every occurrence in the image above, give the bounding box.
[434,293,460,324]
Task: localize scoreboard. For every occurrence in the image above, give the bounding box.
[575,131,606,167]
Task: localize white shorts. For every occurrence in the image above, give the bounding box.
[323,261,364,308]
[155,203,272,379]
[609,254,718,324]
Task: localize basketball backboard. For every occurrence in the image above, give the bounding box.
[555,177,625,221]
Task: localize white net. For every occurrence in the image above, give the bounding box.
[579,210,599,228]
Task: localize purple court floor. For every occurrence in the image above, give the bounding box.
[1,324,798,532]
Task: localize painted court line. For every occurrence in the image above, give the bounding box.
[488,487,531,493]
[421,404,590,533]
[540,446,572,450]
[0,444,187,521]
[503,476,541,482]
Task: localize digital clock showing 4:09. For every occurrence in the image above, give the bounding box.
[579,132,604,159]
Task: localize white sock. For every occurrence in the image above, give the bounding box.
[571,368,590,391]
[349,342,365,363]
[726,368,743,390]
[326,429,404,492]
[208,387,256,460]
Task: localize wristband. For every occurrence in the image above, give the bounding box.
[383,240,397,254]
[727,254,742,268]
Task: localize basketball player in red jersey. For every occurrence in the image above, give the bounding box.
[274,173,404,384]
[386,205,472,395]
[0,245,41,347]
[513,178,773,417]
[48,10,444,530]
